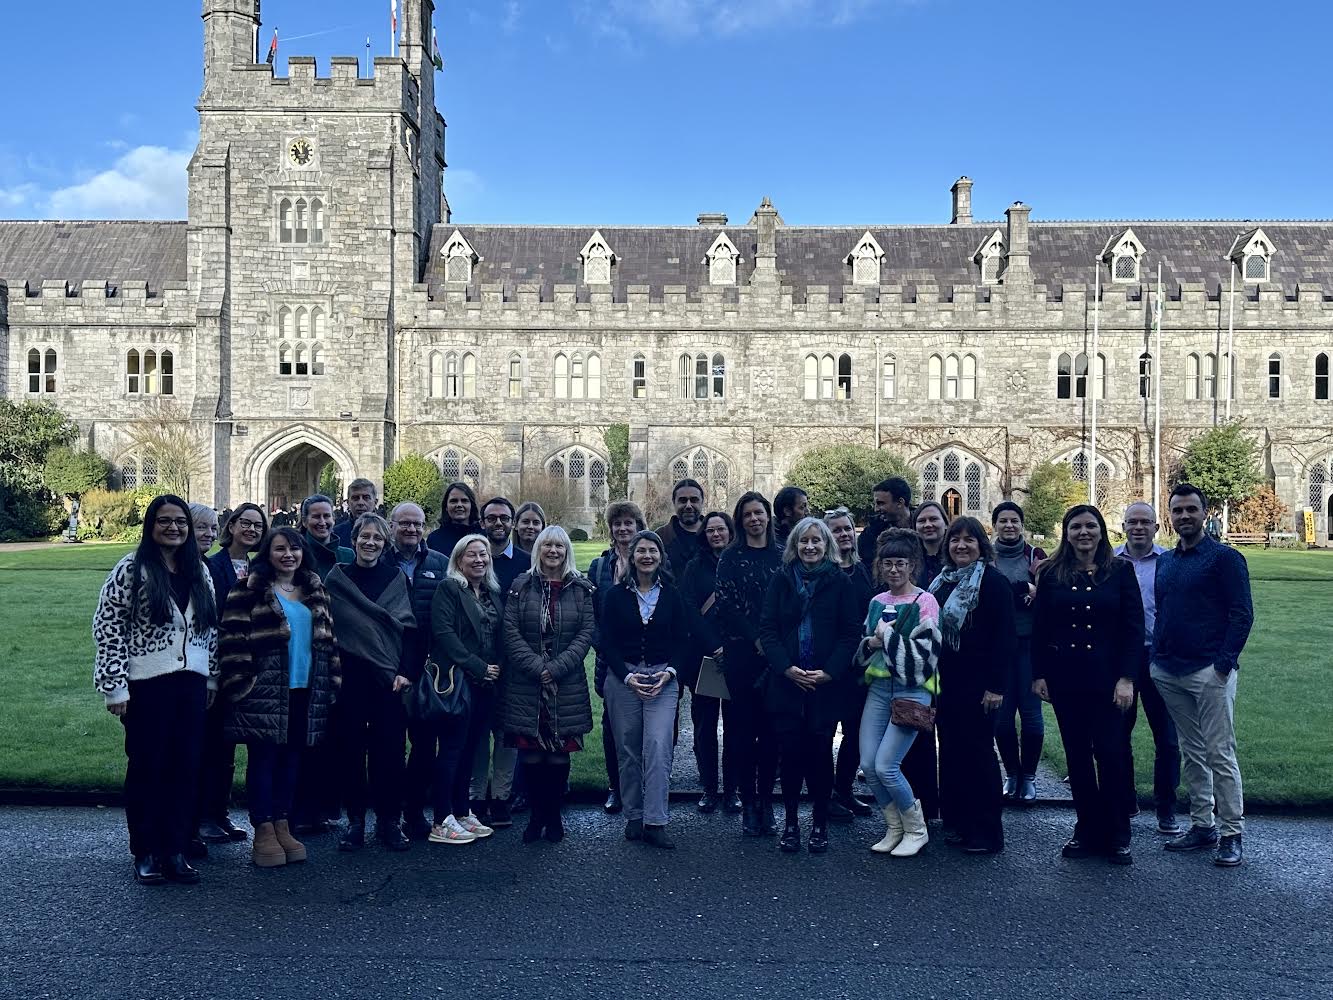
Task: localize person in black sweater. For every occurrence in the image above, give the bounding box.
[824,507,876,821]
[929,516,1016,855]
[324,514,417,852]
[600,530,689,849]
[715,491,784,837]
[760,517,862,854]
[426,481,482,559]
[901,499,950,820]
[678,511,739,815]
[1032,505,1143,865]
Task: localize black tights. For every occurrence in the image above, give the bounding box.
[520,752,570,828]
[777,726,835,828]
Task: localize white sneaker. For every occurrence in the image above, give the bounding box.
[459,812,494,838]
[428,816,476,845]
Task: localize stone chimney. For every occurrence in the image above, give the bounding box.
[950,176,973,225]
[749,197,780,288]
[697,212,728,227]
[1004,201,1032,284]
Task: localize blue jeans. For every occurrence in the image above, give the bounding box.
[859,678,932,812]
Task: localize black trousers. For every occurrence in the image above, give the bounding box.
[335,670,407,825]
[1124,646,1181,813]
[601,704,620,794]
[834,684,867,799]
[729,684,777,805]
[691,690,736,796]
[777,725,835,826]
[937,688,1003,848]
[122,671,207,859]
[1053,687,1131,850]
[195,694,237,827]
[405,712,470,823]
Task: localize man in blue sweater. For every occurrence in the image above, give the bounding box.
[1151,483,1254,867]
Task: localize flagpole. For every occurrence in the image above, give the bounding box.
[1225,257,1236,421]
[391,0,398,57]
[365,36,371,77]
[1090,260,1100,506]
[1153,262,1163,514]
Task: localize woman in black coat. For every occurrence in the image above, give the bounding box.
[759,517,862,854]
[218,527,341,869]
[824,507,876,820]
[501,526,596,844]
[679,511,738,815]
[199,502,267,845]
[929,516,1016,855]
[1032,504,1143,865]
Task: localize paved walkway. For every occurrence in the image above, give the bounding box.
[0,803,1327,999]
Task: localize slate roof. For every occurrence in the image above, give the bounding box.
[426,220,1333,301]
[0,221,188,295]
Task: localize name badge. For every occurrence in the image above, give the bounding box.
[421,571,437,579]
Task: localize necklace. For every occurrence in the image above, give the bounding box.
[277,580,298,593]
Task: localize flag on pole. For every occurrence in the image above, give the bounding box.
[392,0,398,38]
[432,27,444,71]
[266,29,278,64]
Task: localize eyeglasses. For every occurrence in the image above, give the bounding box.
[879,559,913,571]
[234,519,264,530]
[483,515,513,524]
[394,521,425,530]
[155,517,190,529]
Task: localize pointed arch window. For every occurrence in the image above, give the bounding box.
[310,198,325,244]
[279,198,294,243]
[1057,352,1073,399]
[126,349,141,393]
[460,352,477,398]
[667,447,734,509]
[508,354,523,399]
[1066,449,1114,508]
[1267,353,1282,399]
[803,355,818,399]
[705,232,740,286]
[920,448,986,513]
[846,231,885,287]
[442,230,479,284]
[294,344,309,377]
[143,350,159,395]
[294,198,308,243]
[579,231,615,285]
[881,355,896,400]
[28,347,57,394]
[279,343,293,377]
[435,447,483,493]
[429,352,445,398]
[1201,352,1218,400]
[680,352,725,399]
[631,353,647,399]
[1309,458,1329,511]
[819,354,834,399]
[928,354,942,400]
[1139,352,1153,399]
[553,351,598,399]
[545,445,610,512]
[160,350,175,395]
[554,353,569,399]
[587,353,602,399]
[309,344,323,377]
[1187,353,1202,399]
[571,354,585,400]
[1316,353,1330,401]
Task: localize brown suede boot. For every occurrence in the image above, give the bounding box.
[252,822,287,868]
[273,819,307,863]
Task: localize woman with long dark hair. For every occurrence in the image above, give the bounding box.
[501,526,596,844]
[679,510,739,815]
[198,502,268,846]
[759,517,861,854]
[1032,504,1143,864]
[417,534,505,846]
[219,527,341,868]
[929,516,1016,855]
[326,513,416,852]
[601,529,689,848]
[427,481,482,559]
[93,494,219,885]
[714,491,783,838]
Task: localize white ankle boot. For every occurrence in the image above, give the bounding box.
[891,799,929,857]
[871,803,903,853]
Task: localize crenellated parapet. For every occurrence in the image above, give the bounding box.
[1,279,195,327]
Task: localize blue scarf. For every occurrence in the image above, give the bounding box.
[929,560,985,651]
[791,561,834,670]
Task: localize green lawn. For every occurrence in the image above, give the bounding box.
[3,542,1330,806]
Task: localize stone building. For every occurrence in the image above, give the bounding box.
[2,0,1332,539]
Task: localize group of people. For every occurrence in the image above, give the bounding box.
[91,469,1254,886]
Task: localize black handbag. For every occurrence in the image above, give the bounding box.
[405,658,471,724]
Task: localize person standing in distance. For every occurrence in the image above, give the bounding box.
[333,478,380,547]
[857,478,914,566]
[1152,484,1253,867]
[1115,502,1182,835]
[653,479,706,579]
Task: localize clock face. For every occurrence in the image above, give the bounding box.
[288,138,313,166]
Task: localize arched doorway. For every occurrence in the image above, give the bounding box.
[267,443,336,513]
[942,488,963,520]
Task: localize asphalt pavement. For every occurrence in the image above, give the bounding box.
[1,801,1329,1000]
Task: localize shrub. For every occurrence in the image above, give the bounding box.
[384,454,444,522]
[785,445,918,522]
[1232,484,1289,533]
[42,446,112,499]
[0,488,63,542]
[78,488,142,541]
[1179,422,1263,512]
[569,527,589,542]
[1024,461,1087,537]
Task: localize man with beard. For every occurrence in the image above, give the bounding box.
[653,479,705,578]
[772,485,809,548]
[857,478,914,566]
[480,496,531,594]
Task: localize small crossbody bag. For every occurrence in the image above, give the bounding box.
[888,594,936,733]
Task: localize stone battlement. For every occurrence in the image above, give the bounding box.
[2,279,194,324]
[203,57,417,113]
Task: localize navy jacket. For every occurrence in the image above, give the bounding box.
[1153,535,1253,675]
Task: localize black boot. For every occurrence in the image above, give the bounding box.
[544,760,569,843]
[741,802,761,837]
[339,816,366,852]
[522,763,546,844]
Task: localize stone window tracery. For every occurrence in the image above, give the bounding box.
[546,446,609,512]
[428,351,477,399]
[1057,352,1105,399]
[553,352,601,400]
[920,448,986,514]
[125,348,173,395]
[679,352,726,399]
[442,230,479,284]
[435,446,483,493]
[579,231,615,286]
[705,232,741,286]
[667,447,732,509]
[27,347,57,394]
[277,306,327,377]
[278,196,325,244]
[845,231,885,287]
[928,353,977,400]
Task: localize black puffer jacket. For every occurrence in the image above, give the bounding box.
[218,571,341,747]
[399,544,448,680]
[500,571,595,741]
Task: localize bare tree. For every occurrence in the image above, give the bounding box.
[127,401,209,500]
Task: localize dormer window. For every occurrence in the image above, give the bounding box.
[973,229,1006,285]
[579,230,615,285]
[1102,228,1144,283]
[845,231,885,287]
[441,229,479,284]
[1230,227,1276,285]
[705,231,741,286]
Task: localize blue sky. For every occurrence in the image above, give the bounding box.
[1,0,1329,225]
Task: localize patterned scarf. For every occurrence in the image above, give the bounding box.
[791,560,835,670]
[929,559,985,651]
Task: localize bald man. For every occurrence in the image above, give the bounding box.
[1115,502,1181,835]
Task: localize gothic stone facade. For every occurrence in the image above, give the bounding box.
[3,0,1333,539]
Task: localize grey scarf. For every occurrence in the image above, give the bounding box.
[929,560,986,652]
[325,566,416,683]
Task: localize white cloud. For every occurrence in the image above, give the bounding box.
[46,144,192,220]
[0,183,39,213]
